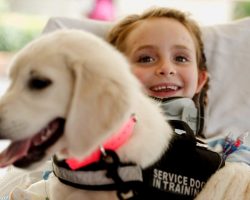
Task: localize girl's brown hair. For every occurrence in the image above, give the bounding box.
[107,7,209,107]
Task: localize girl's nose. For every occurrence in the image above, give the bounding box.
[155,61,176,76]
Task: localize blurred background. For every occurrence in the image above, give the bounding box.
[0,0,250,83]
[0,0,250,175]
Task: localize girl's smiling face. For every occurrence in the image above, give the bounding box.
[124,18,207,99]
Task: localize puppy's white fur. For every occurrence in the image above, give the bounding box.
[0,30,173,199]
[196,162,250,200]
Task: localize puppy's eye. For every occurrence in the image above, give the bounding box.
[28,77,52,90]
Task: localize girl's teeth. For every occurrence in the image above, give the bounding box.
[153,85,178,91]
[167,85,178,90]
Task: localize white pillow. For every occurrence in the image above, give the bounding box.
[43,17,250,145]
[42,17,113,38]
[202,18,250,145]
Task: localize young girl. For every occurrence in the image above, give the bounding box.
[107,7,208,137]
[107,7,250,199]
[107,6,250,159]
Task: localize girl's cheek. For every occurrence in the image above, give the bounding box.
[132,67,155,86]
[131,68,143,79]
[134,72,145,83]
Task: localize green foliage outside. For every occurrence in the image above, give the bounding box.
[0,0,46,52]
[233,2,250,20]
[0,12,47,52]
[0,0,9,12]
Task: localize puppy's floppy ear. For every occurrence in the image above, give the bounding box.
[64,62,131,158]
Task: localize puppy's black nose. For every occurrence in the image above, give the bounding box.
[0,135,9,140]
[0,128,9,140]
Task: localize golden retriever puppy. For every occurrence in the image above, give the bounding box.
[0,30,173,199]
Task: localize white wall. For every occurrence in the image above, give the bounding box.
[115,0,233,25]
[6,0,233,25]
[7,0,93,18]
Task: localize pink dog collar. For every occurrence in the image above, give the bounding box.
[66,114,137,170]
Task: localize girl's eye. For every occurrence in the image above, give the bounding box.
[175,56,188,63]
[137,55,155,63]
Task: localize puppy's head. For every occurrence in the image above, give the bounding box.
[0,30,141,168]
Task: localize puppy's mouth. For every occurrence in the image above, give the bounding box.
[0,118,65,168]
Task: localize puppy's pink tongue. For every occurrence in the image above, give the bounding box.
[0,139,31,167]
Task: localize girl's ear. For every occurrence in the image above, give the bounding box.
[196,70,208,93]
